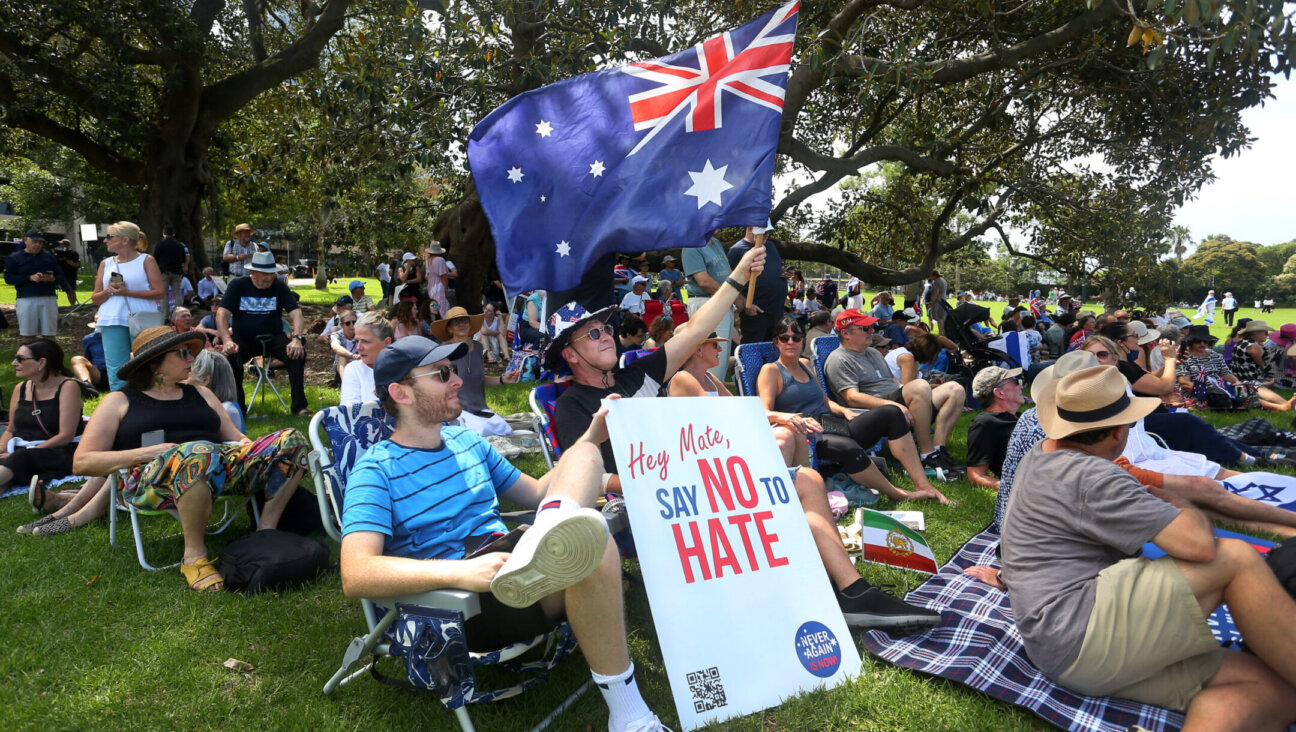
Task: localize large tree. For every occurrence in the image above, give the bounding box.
[0,0,355,267]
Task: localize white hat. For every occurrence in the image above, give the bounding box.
[401,252,416,261]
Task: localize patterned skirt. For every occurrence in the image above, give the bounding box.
[121,429,309,510]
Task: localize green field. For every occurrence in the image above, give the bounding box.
[1,328,1291,731]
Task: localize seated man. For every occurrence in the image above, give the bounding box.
[1001,365,1296,724]
[965,367,1023,490]
[217,250,309,416]
[197,267,226,311]
[71,324,108,394]
[340,338,668,732]
[824,310,965,476]
[551,248,939,633]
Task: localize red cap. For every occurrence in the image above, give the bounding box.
[834,309,879,331]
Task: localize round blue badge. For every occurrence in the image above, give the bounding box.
[794,621,842,678]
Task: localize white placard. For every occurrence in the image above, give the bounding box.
[79,224,98,241]
[605,396,860,730]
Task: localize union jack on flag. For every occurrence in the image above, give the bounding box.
[468,3,799,295]
[623,2,798,155]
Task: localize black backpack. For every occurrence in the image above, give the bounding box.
[218,529,330,594]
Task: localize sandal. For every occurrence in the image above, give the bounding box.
[181,558,224,592]
[28,480,46,515]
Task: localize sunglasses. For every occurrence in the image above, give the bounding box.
[1088,349,1113,359]
[411,364,458,383]
[570,325,609,344]
[341,319,357,326]
[12,354,36,362]
[776,333,805,343]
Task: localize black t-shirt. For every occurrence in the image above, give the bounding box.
[727,239,785,314]
[219,275,299,338]
[554,348,670,473]
[966,410,1018,476]
[153,236,187,274]
[1116,359,1148,390]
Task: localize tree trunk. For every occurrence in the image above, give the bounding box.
[434,180,492,314]
[139,143,212,280]
[314,210,328,290]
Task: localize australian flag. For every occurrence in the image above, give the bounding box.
[468,2,799,294]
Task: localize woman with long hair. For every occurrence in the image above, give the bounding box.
[755,317,950,504]
[89,221,164,391]
[391,300,424,340]
[1176,325,1294,411]
[72,327,309,590]
[188,350,243,433]
[646,315,674,349]
[0,339,84,502]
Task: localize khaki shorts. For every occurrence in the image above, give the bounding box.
[1058,556,1224,712]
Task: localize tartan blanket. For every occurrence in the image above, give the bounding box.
[862,527,1264,732]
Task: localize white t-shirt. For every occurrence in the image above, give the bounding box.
[884,346,910,382]
[1222,296,1237,310]
[376,262,390,283]
[620,290,649,314]
[340,359,376,406]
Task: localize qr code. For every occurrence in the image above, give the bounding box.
[686,666,727,713]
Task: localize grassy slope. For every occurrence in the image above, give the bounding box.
[0,293,1290,731]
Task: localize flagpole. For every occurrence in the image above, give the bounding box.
[746,231,766,310]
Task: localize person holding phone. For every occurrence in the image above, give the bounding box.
[73,326,308,591]
[4,229,76,337]
[89,222,164,392]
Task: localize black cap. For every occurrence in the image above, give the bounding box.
[24,229,44,241]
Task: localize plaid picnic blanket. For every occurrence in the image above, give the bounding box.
[862,527,1266,732]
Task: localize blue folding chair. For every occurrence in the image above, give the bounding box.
[810,335,841,404]
[618,347,656,369]
[733,341,779,397]
[527,382,571,469]
[308,403,585,732]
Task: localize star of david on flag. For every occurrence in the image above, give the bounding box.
[467,2,799,294]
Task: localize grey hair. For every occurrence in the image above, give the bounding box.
[356,311,394,342]
[191,350,238,403]
[1157,324,1181,344]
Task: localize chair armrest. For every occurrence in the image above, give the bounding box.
[384,588,482,620]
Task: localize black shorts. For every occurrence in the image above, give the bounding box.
[463,591,559,652]
[882,386,905,404]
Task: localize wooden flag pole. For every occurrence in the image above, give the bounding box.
[745,231,766,310]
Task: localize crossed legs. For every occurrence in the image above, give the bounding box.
[900,379,964,453]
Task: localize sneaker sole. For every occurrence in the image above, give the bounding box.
[841,611,941,635]
[490,512,608,609]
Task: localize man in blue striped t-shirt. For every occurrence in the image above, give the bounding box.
[340,337,667,732]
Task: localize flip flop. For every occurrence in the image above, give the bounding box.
[180,558,224,592]
[28,479,46,515]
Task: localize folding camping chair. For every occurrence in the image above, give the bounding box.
[247,333,289,416]
[810,335,842,404]
[107,451,259,571]
[987,330,1030,370]
[733,341,779,397]
[307,403,588,732]
[528,382,570,469]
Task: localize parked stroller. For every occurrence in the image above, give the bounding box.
[929,299,1011,374]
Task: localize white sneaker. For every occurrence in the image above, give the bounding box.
[618,714,673,732]
[490,507,609,608]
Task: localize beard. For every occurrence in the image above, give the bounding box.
[413,382,462,425]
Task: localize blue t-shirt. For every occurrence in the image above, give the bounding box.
[82,332,107,372]
[341,427,522,560]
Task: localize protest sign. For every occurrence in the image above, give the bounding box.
[605,396,860,730]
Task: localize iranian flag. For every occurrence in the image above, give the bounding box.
[859,509,938,574]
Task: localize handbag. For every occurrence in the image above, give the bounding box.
[217,528,330,593]
[112,256,165,337]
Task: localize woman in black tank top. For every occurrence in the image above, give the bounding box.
[72,327,309,591]
[0,340,84,499]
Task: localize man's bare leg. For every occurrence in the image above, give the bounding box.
[793,468,860,590]
[1175,538,1296,686]
[901,379,935,453]
[1164,474,1296,533]
[930,381,965,448]
[1179,643,1296,731]
[557,536,629,675]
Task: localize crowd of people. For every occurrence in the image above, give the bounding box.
[7,222,1296,730]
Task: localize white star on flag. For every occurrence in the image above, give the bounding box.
[536,120,554,137]
[507,167,524,183]
[555,240,572,257]
[540,195,547,203]
[589,160,606,177]
[683,160,733,209]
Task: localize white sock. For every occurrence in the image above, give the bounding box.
[920,451,934,460]
[1239,453,1257,466]
[593,662,653,731]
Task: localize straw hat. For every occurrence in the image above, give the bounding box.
[424,240,446,256]
[1128,320,1159,346]
[116,326,205,380]
[428,306,485,341]
[1029,350,1099,401]
[231,223,255,236]
[1241,320,1273,336]
[1036,365,1160,440]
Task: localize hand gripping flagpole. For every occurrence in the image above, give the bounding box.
[746,224,768,310]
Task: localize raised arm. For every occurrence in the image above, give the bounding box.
[663,245,764,375]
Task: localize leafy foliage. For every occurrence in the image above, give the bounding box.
[1180,234,1269,299]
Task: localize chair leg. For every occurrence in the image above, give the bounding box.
[128,504,180,571]
[323,605,401,695]
[529,679,592,732]
[454,707,476,732]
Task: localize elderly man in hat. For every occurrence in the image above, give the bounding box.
[340,337,671,732]
[618,276,650,315]
[216,250,309,416]
[965,366,1024,490]
[5,229,76,337]
[222,223,257,278]
[656,254,683,291]
[1002,364,1296,725]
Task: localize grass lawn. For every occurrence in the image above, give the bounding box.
[2,320,1292,732]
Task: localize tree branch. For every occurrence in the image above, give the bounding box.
[1,105,144,184]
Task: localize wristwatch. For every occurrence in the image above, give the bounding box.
[293,334,305,342]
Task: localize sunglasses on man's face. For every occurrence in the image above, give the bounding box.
[776,333,804,343]
[342,319,357,326]
[411,364,458,383]
[570,325,609,344]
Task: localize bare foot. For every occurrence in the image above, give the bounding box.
[963,565,1004,590]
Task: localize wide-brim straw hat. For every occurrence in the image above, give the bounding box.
[1036,365,1160,440]
[429,306,485,341]
[1029,350,1100,402]
[1241,320,1273,336]
[424,240,446,256]
[231,223,255,236]
[116,326,204,380]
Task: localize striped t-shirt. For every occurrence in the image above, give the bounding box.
[341,427,521,560]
